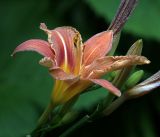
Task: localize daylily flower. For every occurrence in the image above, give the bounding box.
[12,23,150,105]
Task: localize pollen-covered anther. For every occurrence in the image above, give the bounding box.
[39,57,54,68]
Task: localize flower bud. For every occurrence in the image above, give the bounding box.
[125,70,144,88]
[108,0,138,34]
[61,111,78,124]
[112,39,143,88]
[126,39,142,55]
[126,71,160,98]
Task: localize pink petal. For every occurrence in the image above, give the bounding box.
[12,39,54,59]
[90,79,121,97]
[49,67,79,82]
[45,26,83,74]
[83,31,113,66]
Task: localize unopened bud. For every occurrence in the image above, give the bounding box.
[108,0,138,34]
[126,71,160,98]
[112,39,143,88]
[127,39,143,55]
[61,111,78,124]
[125,70,144,88]
[107,71,117,81]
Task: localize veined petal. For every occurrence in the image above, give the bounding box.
[83,31,113,66]
[90,79,121,97]
[12,39,54,59]
[82,55,150,78]
[41,23,83,74]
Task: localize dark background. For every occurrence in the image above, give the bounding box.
[0,0,160,137]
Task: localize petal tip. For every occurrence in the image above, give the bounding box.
[108,30,114,35]
[10,53,14,57]
[139,56,151,64]
[11,39,54,58]
[11,47,19,57]
[137,39,143,44]
[144,59,151,64]
[116,91,121,97]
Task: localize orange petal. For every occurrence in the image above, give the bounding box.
[83,31,113,66]
[90,79,121,97]
[12,39,54,59]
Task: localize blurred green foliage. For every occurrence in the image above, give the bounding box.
[0,0,159,137]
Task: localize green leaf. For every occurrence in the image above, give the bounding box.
[86,0,160,40]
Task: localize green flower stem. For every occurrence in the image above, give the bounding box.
[103,94,127,116]
[30,101,57,137]
[58,93,129,137]
[58,93,118,137]
[113,67,133,89]
[34,122,62,137]
[58,96,78,118]
[31,97,79,136]
[59,115,90,137]
[37,101,56,128]
[102,94,114,110]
